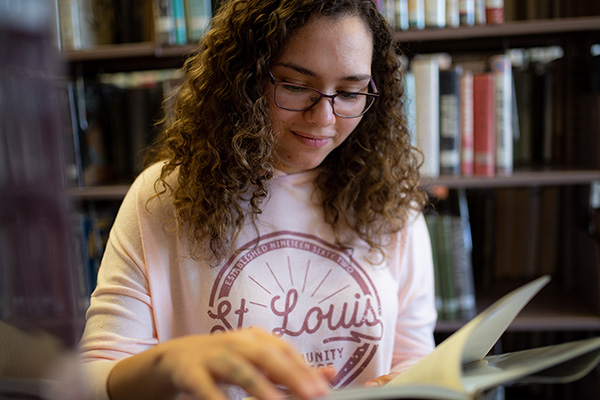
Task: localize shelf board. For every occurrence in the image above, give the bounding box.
[421,169,600,189]
[395,16,600,43]
[62,41,199,62]
[66,184,130,200]
[67,169,600,200]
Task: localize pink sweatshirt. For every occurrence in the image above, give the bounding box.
[79,162,436,400]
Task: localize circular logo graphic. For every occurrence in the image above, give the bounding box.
[208,231,383,387]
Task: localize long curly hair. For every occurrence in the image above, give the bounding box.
[148,0,427,262]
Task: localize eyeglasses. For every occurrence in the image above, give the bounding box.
[268,71,379,118]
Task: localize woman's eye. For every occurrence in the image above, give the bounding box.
[338,92,361,101]
[282,84,308,93]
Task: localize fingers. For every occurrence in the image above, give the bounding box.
[225,328,330,399]
[209,351,283,400]
[364,372,399,388]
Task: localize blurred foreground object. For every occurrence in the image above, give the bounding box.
[1,0,86,398]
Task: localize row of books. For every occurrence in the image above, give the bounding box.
[374,0,600,32]
[56,0,213,51]
[425,211,477,322]
[61,69,184,187]
[404,46,571,178]
[374,0,505,31]
[70,202,119,302]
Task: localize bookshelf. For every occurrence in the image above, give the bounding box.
[60,8,600,399]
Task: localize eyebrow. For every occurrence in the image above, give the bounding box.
[273,62,372,82]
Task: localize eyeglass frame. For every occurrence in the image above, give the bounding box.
[267,70,380,118]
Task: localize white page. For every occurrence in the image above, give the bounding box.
[387,276,550,394]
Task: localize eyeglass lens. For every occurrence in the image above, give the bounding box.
[275,84,373,117]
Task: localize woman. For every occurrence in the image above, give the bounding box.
[79,1,436,399]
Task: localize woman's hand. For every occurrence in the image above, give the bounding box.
[364,372,400,388]
[108,327,332,400]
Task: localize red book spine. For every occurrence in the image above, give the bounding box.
[485,0,504,24]
[473,73,495,176]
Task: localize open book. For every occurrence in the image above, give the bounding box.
[322,276,600,400]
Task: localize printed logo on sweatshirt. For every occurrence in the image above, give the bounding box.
[208,231,383,387]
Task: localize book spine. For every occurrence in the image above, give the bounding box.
[384,0,397,27]
[412,55,440,178]
[485,0,504,24]
[460,70,474,176]
[474,0,486,24]
[438,214,459,321]
[473,72,495,176]
[425,214,444,318]
[450,216,477,320]
[404,69,418,147]
[154,0,176,45]
[184,0,212,42]
[459,0,475,25]
[446,0,460,28]
[490,54,513,175]
[77,0,116,48]
[56,0,81,50]
[172,0,187,44]
[408,0,425,29]
[425,0,446,28]
[439,67,461,175]
[395,0,410,30]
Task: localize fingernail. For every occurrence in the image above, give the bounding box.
[364,380,379,388]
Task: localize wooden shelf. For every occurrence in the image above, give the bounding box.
[395,16,600,54]
[421,169,600,189]
[395,16,600,43]
[62,41,199,62]
[67,169,600,201]
[66,184,130,201]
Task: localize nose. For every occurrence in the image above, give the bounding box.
[304,97,336,126]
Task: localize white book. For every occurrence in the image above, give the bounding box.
[412,55,440,177]
[490,54,513,176]
[425,0,446,28]
[446,0,460,27]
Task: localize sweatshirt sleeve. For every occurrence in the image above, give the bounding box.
[78,164,165,400]
[390,211,437,373]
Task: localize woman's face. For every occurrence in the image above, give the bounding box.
[266,14,374,174]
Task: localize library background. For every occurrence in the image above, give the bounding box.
[1,0,599,399]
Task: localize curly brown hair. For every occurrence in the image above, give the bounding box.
[149,0,427,262]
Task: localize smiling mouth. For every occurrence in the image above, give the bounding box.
[293,131,331,141]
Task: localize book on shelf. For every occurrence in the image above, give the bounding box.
[425,192,476,322]
[113,0,154,44]
[472,72,495,177]
[153,0,177,45]
[64,70,183,187]
[489,54,513,176]
[474,0,486,24]
[412,54,441,177]
[446,0,460,28]
[408,0,426,29]
[484,0,504,24]
[439,66,462,176]
[425,0,446,28]
[56,0,82,50]
[184,0,213,42]
[77,0,116,48]
[304,276,600,400]
[459,69,474,176]
[459,0,475,26]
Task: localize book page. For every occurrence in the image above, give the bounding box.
[461,337,600,392]
[387,276,550,394]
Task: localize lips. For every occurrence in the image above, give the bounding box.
[292,131,332,148]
